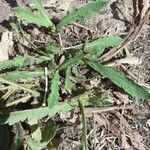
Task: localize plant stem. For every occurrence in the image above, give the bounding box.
[79,100,88,150]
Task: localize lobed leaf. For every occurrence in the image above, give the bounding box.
[48,71,60,108]
[14,6,54,29]
[0,103,73,125]
[57,0,106,29]
[32,0,56,31]
[0,91,95,125]
[0,55,51,71]
[87,60,150,99]
[46,42,61,54]
[65,67,73,92]
[0,70,51,81]
[26,138,47,150]
[84,36,122,55]
[41,122,59,142]
[0,125,9,150]
[0,77,40,97]
[5,95,32,107]
[59,52,84,70]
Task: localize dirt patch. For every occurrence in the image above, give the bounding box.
[0,0,149,149]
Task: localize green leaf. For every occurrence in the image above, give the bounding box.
[32,0,48,18]
[0,70,51,81]
[0,103,73,125]
[57,0,106,29]
[84,36,122,55]
[0,55,51,71]
[0,107,47,125]
[0,91,96,125]
[41,122,59,143]
[88,98,113,107]
[14,6,49,27]
[32,0,56,31]
[65,67,73,92]
[87,60,150,99]
[27,138,47,150]
[48,71,60,108]
[46,42,61,54]
[0,77,39,97]
[14,5,55,30]
[59,52,84,70]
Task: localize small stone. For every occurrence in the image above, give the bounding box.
[32,28,40,36]
[147,119,150,127]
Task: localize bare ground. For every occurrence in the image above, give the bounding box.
[0,0,150,150]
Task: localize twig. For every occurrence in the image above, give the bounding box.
[58,33,64,48]
[73,22,92,31]
[42,67,48,107]
[100,8,150,62]
[85,104,133,114]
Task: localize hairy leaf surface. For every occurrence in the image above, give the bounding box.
[59,53,84,70]
[0,91,96,125]
[32,0,56,30]
[14,5,55,29]
[0,55,51,70]
[87,60,150,99]
[84,36,122,55]
[48,71,60,108]
[0,70,51,81]
[57,0,105,29]
[0,103,72,125]
[65,67,73,92]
